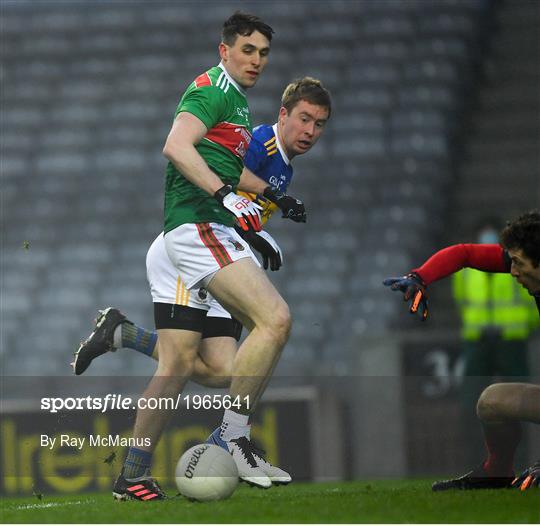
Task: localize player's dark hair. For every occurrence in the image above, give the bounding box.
[222,11,274,46]
[281,77,332,117]
[500,210,540,267]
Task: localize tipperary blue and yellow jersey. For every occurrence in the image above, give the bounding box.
[238,124,293,225]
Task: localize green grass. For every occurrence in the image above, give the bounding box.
[1,480,538,523]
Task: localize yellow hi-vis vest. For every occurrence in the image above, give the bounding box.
[452,269,539,341]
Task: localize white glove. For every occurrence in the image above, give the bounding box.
[215,185,262,232]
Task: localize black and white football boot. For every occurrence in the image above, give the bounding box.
[72,307,130,375]
[207,428,291,487]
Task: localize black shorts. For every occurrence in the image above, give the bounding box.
[203,316,243,341]
[154,303,243,341]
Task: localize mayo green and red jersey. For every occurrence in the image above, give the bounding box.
[164,63,252,233]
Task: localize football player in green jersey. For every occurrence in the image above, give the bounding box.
[110,12,300,500]
[76,77,331,493]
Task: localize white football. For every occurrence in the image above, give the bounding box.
[175,443,239,501]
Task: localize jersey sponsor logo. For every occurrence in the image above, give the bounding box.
[194,72,212,88]
[204,122,252,159]
[236,106,250,122]
[268,174,288,190]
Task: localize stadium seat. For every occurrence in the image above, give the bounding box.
[2,0,492,375]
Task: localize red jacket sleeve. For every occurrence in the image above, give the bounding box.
[412,244,510,285]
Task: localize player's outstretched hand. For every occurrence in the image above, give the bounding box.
[263,187,306,223]
[383,272,429,321]
[512,460,540,490]
[215,185,262,232]
[236,227,283,271]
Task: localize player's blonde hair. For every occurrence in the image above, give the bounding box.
[281,77,332,117]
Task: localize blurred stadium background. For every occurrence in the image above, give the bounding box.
[1,0,539,494]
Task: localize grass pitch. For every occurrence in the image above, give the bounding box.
[1,480,538,523]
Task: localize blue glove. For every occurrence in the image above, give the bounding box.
[383,272,429,321]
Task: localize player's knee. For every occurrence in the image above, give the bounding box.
[477,384,506,422]
[159,357,195,378]
[157,344,198,377]
[267,301,291,342]
[209,360,233,386]
[211,373,232,388]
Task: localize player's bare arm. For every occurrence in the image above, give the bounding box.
[162,112,224,195]
[163,112,262,232]
[237,167,271,194]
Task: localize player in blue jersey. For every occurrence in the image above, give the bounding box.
[73,77,331,487]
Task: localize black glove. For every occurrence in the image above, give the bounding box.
[214,184,262,232]
[512,459,540,490]
[383,272,429,321]
[235,226,283,271]
[263,187,306,223]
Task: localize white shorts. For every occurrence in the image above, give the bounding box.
[146,232,212,311]
[207,297,231,318]
[147,223,258,315]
